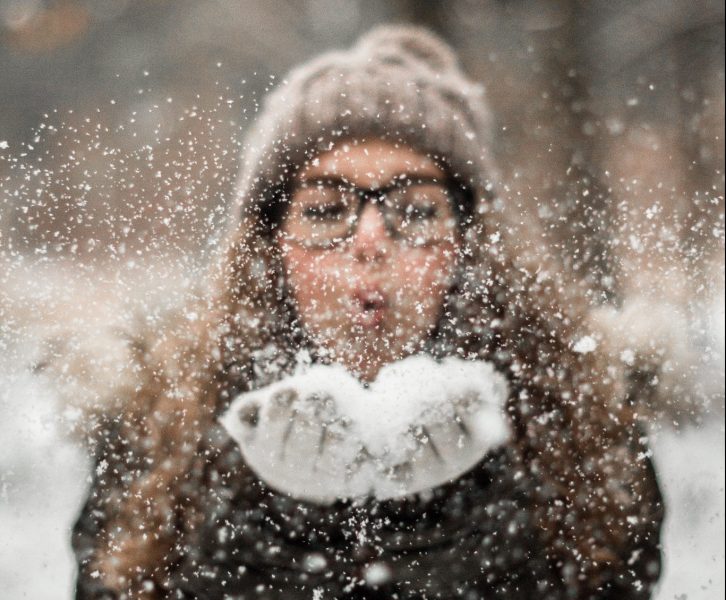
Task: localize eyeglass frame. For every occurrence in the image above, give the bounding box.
[277,175,470,249]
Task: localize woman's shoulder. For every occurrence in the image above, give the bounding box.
[35,285,209,448]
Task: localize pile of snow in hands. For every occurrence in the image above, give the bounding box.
[221,355,511,503]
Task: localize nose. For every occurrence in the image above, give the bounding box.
[351,203,392,263]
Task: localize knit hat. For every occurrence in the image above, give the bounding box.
[234,25,500,223]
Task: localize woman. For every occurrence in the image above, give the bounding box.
[68,26,663,599]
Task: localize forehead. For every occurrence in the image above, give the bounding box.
[296,139,445,188]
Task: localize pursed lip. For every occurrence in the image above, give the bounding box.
[352,287,388,329]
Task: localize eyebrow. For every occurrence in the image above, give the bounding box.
[297,175,351,187]
[296,174,447,189]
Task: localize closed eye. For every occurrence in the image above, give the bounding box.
[302,203,347,221]
[401,203,438,220]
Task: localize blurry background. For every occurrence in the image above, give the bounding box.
[0,1,724,598]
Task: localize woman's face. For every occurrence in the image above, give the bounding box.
[278,139,461,382]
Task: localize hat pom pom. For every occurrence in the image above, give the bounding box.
[356,25,458,73]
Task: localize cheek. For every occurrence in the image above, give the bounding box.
[393,245,456,303]
[392,245,458,314]
[281,246,351,319]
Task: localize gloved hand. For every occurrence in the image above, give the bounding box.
[220,355,511,504]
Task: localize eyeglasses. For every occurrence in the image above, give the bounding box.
[280,177,459,249]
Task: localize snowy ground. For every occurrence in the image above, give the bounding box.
[0,368,89,599]
[0,366,723,599]
[651,424,725,599]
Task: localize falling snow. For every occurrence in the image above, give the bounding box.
[0,3,723,600]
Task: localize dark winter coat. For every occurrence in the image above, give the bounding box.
[73,424,663,600]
